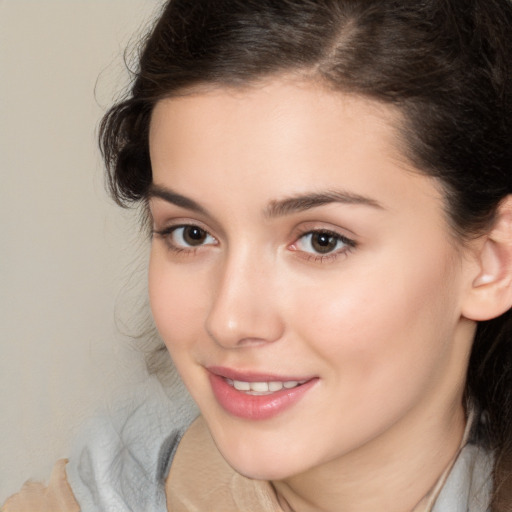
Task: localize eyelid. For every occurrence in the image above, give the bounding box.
[149,201,225,240]
[290,221,358,244]
[152,220,218,253]
[288,225,357,263]
[291,229,356,251]
[152,216,213,234]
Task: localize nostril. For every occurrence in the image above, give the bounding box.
[205,302,285,349]
[204,259,285,347]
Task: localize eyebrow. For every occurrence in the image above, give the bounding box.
[265,190,384,218]
[147,184,383,218]
[147,184,209,216]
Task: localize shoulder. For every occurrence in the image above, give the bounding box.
[66,375,198,512]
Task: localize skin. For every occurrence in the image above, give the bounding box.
[148,79,481,512]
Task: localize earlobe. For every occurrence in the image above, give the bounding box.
[462,196,512,322]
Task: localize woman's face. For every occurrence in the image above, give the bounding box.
[148,80,476,480]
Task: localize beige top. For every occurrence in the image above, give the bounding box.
[2,459,79,512]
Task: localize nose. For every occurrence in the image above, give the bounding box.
[205,249,285,349]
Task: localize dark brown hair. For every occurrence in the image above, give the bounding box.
[100,0,512,508]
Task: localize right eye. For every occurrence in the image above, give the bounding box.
[172,225,215,247]
[153,225,217,251]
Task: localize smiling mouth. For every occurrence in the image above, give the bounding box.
[208,370,318,420]
[224,378,308,395]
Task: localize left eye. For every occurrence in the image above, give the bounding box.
[295,230,352,254]
[171,225,216,247]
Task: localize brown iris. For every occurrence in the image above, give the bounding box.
[182,226,208,246]
[310,231,339,254]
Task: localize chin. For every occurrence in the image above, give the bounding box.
[217,441,305,482]
[203,408,318,482]
[229,460,294,482]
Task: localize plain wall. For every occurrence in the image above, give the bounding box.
[0,0,163,500]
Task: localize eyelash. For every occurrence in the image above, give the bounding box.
[152,224,357,262]
[152,224,217,255]
[290,229,357,263]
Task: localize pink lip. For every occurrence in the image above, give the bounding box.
[207,366,318,421]
[208,366,310,382]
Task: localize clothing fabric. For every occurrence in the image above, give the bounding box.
[2,377,494,511]
[2,460,79,512]
[66,376,198,512]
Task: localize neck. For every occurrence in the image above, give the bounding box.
[271,399,466,512]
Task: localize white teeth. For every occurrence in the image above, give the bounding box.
[251,382,269,393]
[233,380,251,391]
[229,379,305,394]
[268,381,283,392]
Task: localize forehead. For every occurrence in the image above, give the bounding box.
[150,79,403,156]
[148,79,443,221]
[151,77,401,140]
[150,80,404,169]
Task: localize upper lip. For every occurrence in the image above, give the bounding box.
[207,365,314,382]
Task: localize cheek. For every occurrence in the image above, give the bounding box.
[148,252,207,352]
[288,246,462,390]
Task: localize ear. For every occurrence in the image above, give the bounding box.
[462,196,512,321]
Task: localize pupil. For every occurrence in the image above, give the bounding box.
[184,226,206,245]
[312,232,337,253]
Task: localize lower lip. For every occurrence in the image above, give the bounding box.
[208,373,318,421]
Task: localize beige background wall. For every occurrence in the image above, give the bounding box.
[0,1,163,500]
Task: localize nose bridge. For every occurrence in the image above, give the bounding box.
[205,244,283,348]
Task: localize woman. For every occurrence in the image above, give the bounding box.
[4,0,512,510]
